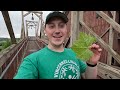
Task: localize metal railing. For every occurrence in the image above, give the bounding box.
[36,37,48,48]
[0,38,28,79]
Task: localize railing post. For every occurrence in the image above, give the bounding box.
[70,11,79,47]
[107,11,116,65]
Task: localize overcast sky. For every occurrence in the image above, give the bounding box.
[0,11,52,38]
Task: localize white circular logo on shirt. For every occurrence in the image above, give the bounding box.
[54,60,80,79]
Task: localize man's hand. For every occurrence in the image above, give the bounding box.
[87,44,102,65]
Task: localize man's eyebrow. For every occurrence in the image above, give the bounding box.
[47,22,54,25]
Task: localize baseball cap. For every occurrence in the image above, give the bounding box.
[45,11,68,25]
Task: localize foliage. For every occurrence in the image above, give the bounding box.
[71,32,96,61]
[1,39,12,50]
[0,38,20,52]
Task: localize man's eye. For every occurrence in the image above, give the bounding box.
[49,25,54,28]
[59,24,65,28]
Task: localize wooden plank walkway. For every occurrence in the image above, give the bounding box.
[24,37,41,57]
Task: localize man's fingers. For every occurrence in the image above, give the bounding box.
[98,48,102,52]
[89,44,102,52]
[90,44,99,49]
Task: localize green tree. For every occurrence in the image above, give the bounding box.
[2,39,12,50]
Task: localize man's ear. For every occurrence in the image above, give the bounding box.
[44,30,47,36]
[67,29,71,38]
[44,30,46,34]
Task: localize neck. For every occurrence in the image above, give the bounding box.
[48,43,64,52]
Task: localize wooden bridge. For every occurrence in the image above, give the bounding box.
[0,11,120,79]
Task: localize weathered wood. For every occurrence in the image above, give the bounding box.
[107,11,116,65]
[23,12,31,17]
[110,11,114,17]
[70,11,79,47]
[96,11,120,33]
[40,14,43,37]
[0,39,26,68]
[79,21,120,64]
[97,62,120,79]
[63,11,70,47]
[94,27,110,44]
[36,22,39,37]
[26,20,38,25]
[26,20,28,37]
[30,11,43,14]
[1,11,16,44]
[79,11,83,21]
[100,27,110,38]
[34,13,41,18]
[36,16,40,38]
[23,11,42,17]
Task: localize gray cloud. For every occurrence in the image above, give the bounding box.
[0,11,52,38]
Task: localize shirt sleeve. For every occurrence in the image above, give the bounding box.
[13,57,38,79]
[78,59,87,74]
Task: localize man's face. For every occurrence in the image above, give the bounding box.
[45,17,68,47]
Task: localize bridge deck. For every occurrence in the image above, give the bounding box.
[24,38,41,57]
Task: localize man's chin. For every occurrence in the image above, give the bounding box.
[53,42,63,47]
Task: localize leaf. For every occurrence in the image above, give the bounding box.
[71,32,96,61]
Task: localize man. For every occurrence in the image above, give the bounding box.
[14,11,102,79]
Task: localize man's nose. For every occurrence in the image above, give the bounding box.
[55,32,60,34]
[54,28,60,34]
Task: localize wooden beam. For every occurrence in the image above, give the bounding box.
[96,11,120,33]
[23,12,31,17]
[1,11,16,44]
[79,11,84,21]
[107,11,116,65]
[110,11,114,17]
[34,13,41,18]
[100,27,110,38]
[94,27,110,44]
[108,11,113,18]
[23,11,42,18]
[26,20,28,37]
[70,11,79,47]
[97,61,120,79]
[32,11,43,14]
[79,21,120,64]
[40,14,43,38]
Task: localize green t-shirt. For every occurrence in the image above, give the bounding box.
[14,46,87,79]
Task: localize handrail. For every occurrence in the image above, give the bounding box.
[35,41,41,49]
[36,38,48,46]
[0,38,27,68]
[0,39,28,79]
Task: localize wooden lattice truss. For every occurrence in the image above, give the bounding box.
[69,11,120,79]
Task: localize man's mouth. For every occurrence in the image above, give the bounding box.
[53,36,62,38]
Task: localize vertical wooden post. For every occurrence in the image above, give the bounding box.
[20,11,25,39]
[79,11,84,21]
[40,14,43,38]
[26,20,28,37]
[36,22,39,37]
[35,22,38,37]
[107,11,116,65]
[35,26,37,37]
[79,11,84,32]
[70,11,79,47]
[37,17,40,38]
